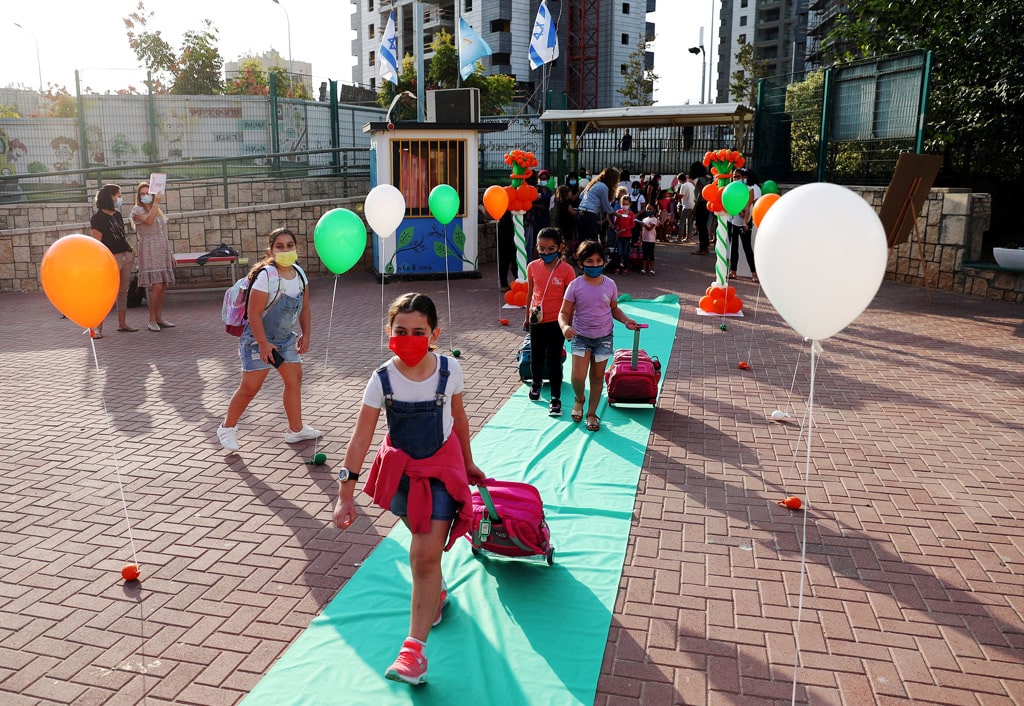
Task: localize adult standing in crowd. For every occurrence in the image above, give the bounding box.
[727,168,761,282]
[576,167,620,245]
[131,182,176,332]
[90,183,136,337]
[689,162,712,255]
[675,172,696,242]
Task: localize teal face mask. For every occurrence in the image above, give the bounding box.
[583,265,604,278]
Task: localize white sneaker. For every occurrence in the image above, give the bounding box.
[217,425,240,452]
[285,425,323,443]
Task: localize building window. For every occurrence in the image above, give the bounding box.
[739,34,747,44]
[740,15,747,26]
[620,63,628,74]
[491,19,511,33]
[392,139,467,217]
[369,51,376,66]
[370,78,376,91]
[369,24,375,39]
[368,0,374,10]
[623,3,630,13]
[741,0,748,6]
[465,0,473,10]
[492,52,510,66]
[621,33,629,45]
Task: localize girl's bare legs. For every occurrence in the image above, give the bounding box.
[224,369,270,426]
[570,352,590,418]
[404,518,451,642]
[587,359,610,418]
[277,362,305,431]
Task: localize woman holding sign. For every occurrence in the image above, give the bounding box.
[131,180,176,331]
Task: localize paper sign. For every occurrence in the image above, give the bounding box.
[149,173,167,195]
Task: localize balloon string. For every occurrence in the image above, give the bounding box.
[381,265,387,359]
[89,336,140,568]
[443,223,454,352]
[311,274,340,460]
[744,285,763,362]
[783,350,803,418]
[789,339,819,703]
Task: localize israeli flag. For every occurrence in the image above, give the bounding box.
[529,0,559,70]
[459,17,493,80]
[378,10,399,85]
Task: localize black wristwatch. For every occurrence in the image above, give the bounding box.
[337,467,360,483]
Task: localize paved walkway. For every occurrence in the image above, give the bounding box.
[1,238,1022,705]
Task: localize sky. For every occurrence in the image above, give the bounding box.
[5,0,715,106]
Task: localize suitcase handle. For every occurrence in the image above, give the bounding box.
[630,322,647,369]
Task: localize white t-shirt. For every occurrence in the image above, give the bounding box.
[641,215,659,242]
[362,353,464,441]
[251,264,306,299]
[677,181,696,210]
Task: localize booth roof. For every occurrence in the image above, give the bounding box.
[539,103,753,129]
[362,121,509,133]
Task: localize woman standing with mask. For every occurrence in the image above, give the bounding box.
[217,227,320,452]
[89,183,136,337]
[131,182,176,332]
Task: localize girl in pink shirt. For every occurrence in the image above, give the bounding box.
[558,240,639,432]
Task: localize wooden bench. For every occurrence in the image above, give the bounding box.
[174,252,249,281]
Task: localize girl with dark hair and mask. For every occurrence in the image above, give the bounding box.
[217,227,319,452]
[89,183,136,337]
[333,292,486,687]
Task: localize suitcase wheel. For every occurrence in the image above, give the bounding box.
[546,546,555,565]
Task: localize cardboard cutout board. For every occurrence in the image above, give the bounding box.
[879,153,943,248]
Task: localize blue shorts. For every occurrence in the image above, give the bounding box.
[570,332,614,363]
[389,474,459,522]
[239,333,301,372]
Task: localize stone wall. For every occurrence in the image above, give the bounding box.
[0,177,497,292]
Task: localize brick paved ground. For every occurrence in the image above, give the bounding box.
[1,238,1022,705]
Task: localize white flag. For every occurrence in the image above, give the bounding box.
[379,11,399,85]
[529,0,559,70]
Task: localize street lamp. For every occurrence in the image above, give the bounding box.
[270,0,294,80]
[12,22,43,94]
[688,45,706,105]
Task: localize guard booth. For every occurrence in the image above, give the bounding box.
[364,89,507,279]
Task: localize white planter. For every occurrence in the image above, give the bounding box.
[993,247,1024,269]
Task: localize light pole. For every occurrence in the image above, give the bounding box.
[270,0,293,81]
[12,22,43,94]
[688,28,706,105]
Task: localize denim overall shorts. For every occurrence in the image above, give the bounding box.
[378,355,458,520]
[240,288,303,372]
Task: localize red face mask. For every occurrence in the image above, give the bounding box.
[388,335,430,367]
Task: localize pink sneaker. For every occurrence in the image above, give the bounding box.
[385,640,427,685]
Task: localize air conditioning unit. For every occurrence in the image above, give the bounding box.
[426,88,481,124]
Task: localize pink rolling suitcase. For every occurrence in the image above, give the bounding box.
[605,324,661,406]
[466,479,554,565]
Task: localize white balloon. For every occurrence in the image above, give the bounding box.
[364,184,406,238]
[754,183,888,341]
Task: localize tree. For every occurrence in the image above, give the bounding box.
[124,1,224,95]
[729,36,770,107]
[618,35,657,106]
[226,58,271,96]
[377,30,515,118]
[826,0,1024,182]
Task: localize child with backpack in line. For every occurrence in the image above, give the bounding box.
[333,292,486,686]
[217,227,320,452]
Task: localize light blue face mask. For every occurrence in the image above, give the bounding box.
[583,265,604,278]
[115,197,123,208]
[140,194,153,204]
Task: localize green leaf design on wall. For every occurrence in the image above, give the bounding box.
[434,241,450,258]
[398,226,414,247]
[453,227,466,251]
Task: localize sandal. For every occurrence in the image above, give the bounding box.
[751,273,759,283]
[571,398,585,423]
[586,414,601,432]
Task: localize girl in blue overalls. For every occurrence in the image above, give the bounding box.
[217,227,321,452]
[334,293,485,686]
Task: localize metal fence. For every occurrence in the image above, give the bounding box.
[0,74,384,204]
[754,50,931,185]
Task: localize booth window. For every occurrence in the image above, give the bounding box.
[392,139,467,217]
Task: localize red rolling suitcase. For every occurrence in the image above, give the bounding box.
[466,479,554,565]
[605,324,661,406]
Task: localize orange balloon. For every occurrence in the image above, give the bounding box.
[752,193,781,228]
[519,185,539,204]
[483,185,509,220]
[40,234,119,329]
[726,297,743,314]
[513,291,527,307]
[504,290,516,305]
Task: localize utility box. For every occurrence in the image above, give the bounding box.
[426,88,481,124]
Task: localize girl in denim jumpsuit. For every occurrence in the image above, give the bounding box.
[334,293,485,686]
[217,228,321,452]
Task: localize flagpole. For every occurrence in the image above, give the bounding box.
[414,3,425,122]
[454,1,461,88]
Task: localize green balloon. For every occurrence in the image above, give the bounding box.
[314,208,367,274]
[722,180,751,216]
[428,184,460,225]
[762,180,779,195]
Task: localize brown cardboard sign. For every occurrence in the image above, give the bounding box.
[879,153,943,248]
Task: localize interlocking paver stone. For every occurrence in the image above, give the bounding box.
[1,237,1022,704]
